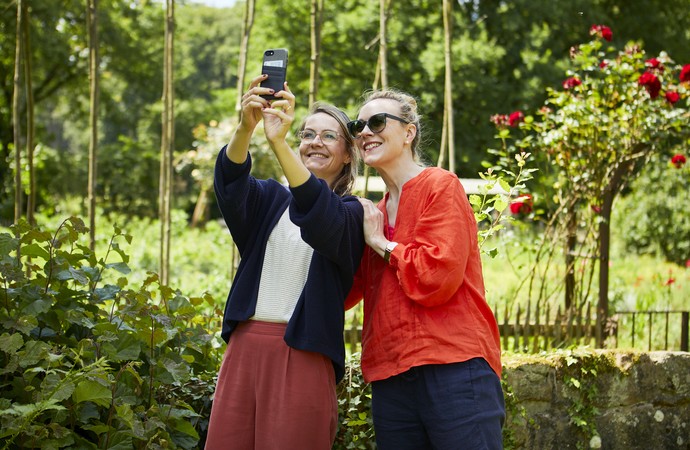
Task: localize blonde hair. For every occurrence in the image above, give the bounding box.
[297,102,359,196]
[361,89,423,161]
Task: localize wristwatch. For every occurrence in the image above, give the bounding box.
[383,241,398,263]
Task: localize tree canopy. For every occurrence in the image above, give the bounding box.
[2,0,689,222]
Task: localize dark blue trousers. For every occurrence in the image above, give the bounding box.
[371,358,505,450]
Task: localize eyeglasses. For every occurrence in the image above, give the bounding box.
[298,129,340,144]
[347,112,410,138]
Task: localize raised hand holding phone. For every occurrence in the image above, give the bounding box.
[262,83,294,145]
[238,74,271,130]
[261,84,308,188]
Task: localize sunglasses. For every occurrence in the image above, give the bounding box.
[347,112,410,138]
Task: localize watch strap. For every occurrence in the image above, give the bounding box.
[384,242,397,263]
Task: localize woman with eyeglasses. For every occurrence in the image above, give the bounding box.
[345,89,505,450]
[205,75,364,449]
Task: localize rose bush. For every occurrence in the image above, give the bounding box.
[487,24,689,348]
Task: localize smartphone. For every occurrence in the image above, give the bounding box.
[259,48,289,100]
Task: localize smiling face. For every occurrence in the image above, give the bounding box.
[299,112,351,187]
[355,99,415,170]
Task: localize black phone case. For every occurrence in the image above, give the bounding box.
[260,65,287,100]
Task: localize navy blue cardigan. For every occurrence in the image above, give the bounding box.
[213,148,365,383]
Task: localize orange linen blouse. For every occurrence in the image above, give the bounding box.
[346,167,502,382]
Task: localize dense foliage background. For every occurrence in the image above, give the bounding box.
[2,0,690,223]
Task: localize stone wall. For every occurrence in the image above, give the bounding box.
[502,350,690,449]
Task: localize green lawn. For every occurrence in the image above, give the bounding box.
[9,208,689,351]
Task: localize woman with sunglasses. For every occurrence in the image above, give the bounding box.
[345,89,505,450]
[206,75,365,449]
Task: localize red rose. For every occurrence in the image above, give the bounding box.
[671,154,686,168]
[510,202,532,215]
[645,58,664,71]
[508,111,524,127]
[680,64,690,83]
[600,26,613,41]
[599,60,608,69]
[562,77,582,90]
[665,91,680,104]
[510,194,533,215]
[589,24,612,41]
[638,71,661,99]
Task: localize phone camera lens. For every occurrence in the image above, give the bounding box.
[266,51,274,56]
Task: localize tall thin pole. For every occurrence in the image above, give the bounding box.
[22,1,35,225]
[159,0,175,284]
[12,0,24,225]
[87,0,100,249]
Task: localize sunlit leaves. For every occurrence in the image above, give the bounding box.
[0,220,219,447]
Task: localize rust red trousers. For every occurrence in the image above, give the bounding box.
[205,321,337,450]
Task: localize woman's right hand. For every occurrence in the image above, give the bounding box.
[238,74,273,130]
[224,75,273,164]
[358,198,387,253]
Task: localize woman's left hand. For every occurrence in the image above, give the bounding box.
[262,82,295,145]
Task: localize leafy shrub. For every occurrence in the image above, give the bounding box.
[0,217,220,448]
[615,153,690,266]
[334,354,375,450]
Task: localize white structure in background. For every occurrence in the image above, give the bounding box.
[355,176,510,196]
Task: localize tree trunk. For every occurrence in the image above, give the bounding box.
[596,159,635,347]
[22,1,35,226]
[308,0,323,107]
[596,188,613,348]
[159,0,175,285]
[12,0,24,226]
[87,0,99,249]
[438,0,455,171]
[564,210,577,310]
[190,187,210,228]
[235,0,255,118]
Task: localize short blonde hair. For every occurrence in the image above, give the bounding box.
[361,89,423,161]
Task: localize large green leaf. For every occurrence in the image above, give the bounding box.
[0,332,23,354]
[0,233,19,257]
[20,243,51,261]
[73,379,112,407]
[105,430,134,450]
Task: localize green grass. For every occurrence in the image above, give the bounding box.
[480,225,689,351]
[7,205,688,351]
[481,228,689,313]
